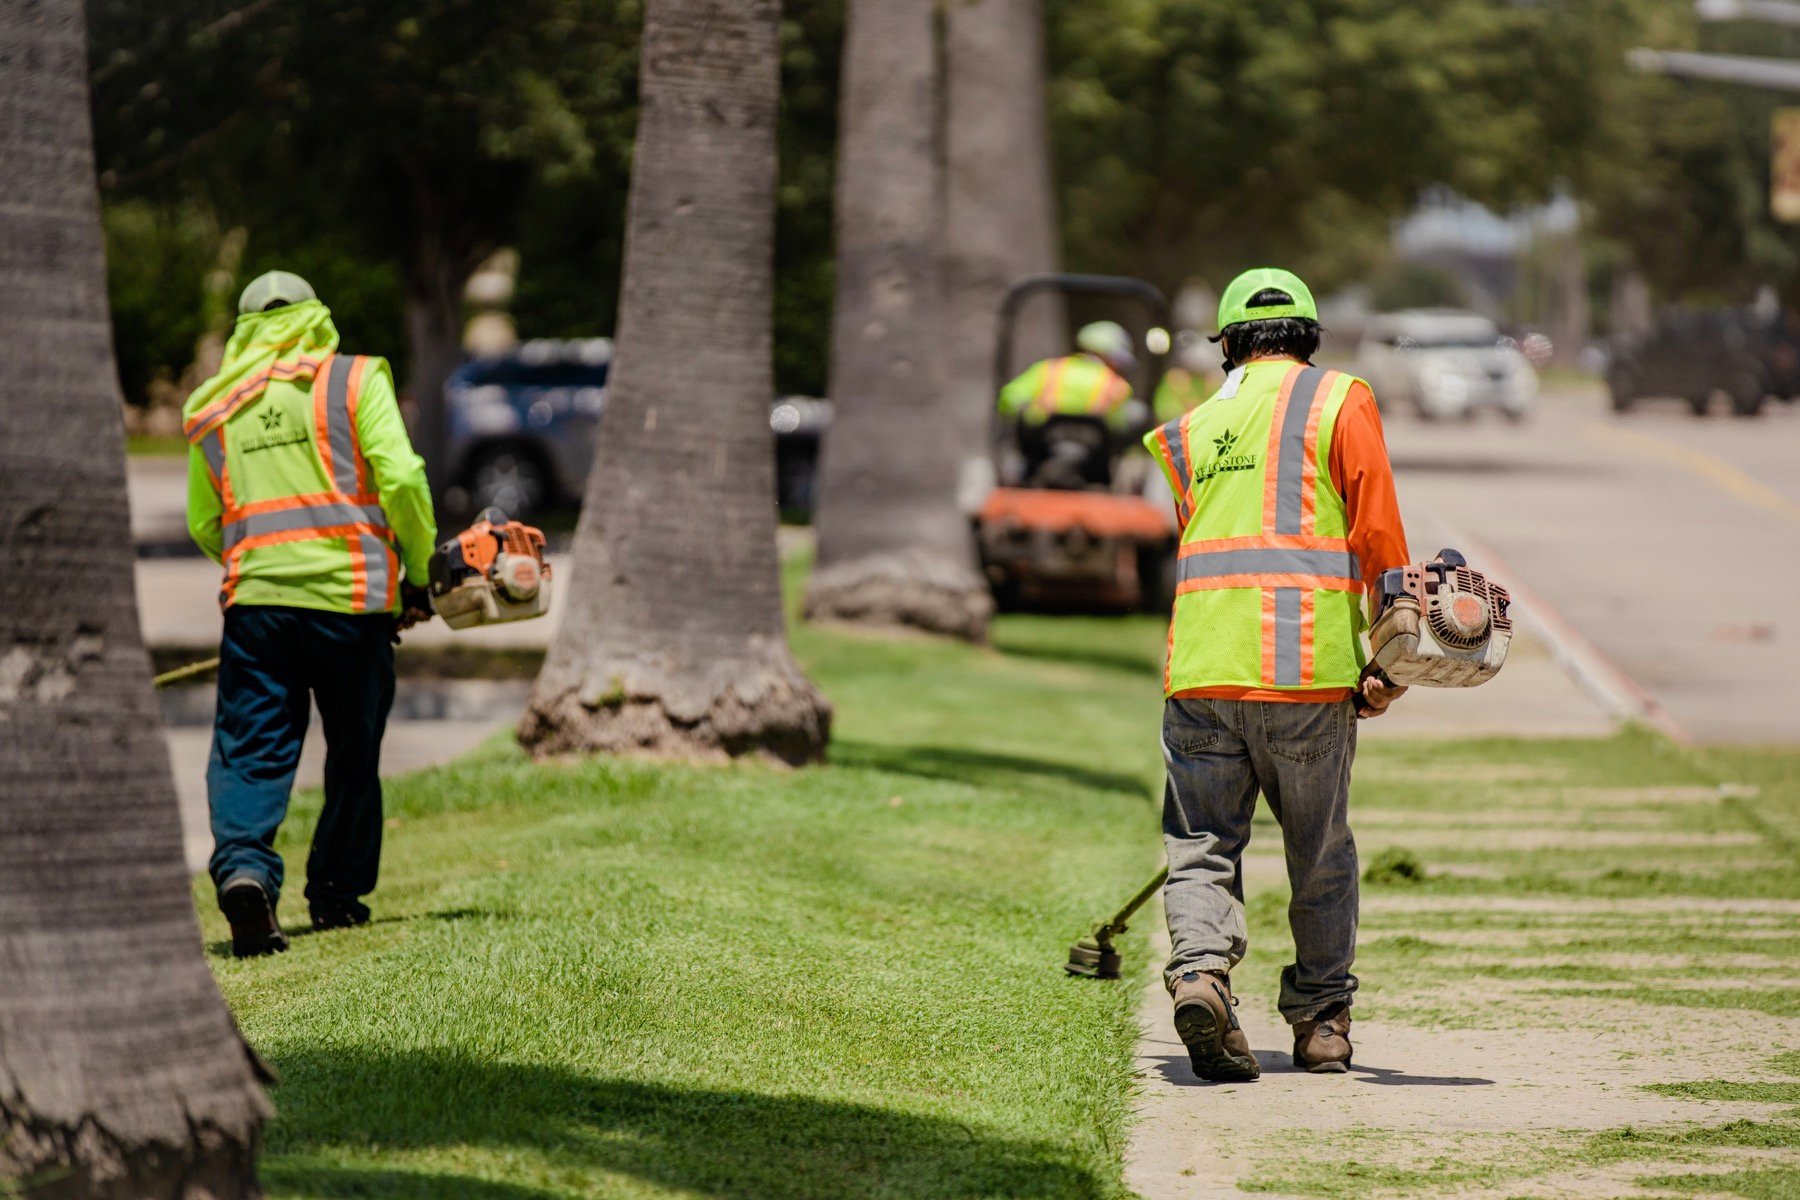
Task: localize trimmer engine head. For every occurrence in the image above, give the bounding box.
[1368,549,1511,687]
[428,506,554,630]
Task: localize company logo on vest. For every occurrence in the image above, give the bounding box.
[1198,427,1257,484]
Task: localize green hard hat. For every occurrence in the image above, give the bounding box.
[1216,267,1317,333]
[238,270,317,315]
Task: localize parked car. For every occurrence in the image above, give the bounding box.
[445,339,830,518]
[1355,309,1537,421]
[1606,307,1800,417]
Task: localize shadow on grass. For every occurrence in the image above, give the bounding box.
[260,1161,566,1199]
[263,1047,1104,1199]
[990,635,1161,678]
[832,740,1153,799]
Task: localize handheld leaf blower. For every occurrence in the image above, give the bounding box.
[427,507,554,630]
[1065,548,1511,979]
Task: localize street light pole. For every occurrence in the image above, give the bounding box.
[1628,47,1800,92]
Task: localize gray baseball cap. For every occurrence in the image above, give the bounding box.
[238,270,317,315]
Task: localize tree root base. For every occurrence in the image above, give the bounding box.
[519,652,832,767]
[803,556,992,643]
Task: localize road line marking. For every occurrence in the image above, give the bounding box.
[1586,420,1800,527]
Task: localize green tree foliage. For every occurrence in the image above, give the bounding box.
[1581,10,1800,306]
[89,0,842,403]
[1043,0,1675,296]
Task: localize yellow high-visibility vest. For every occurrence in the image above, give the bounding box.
[998,354,1133,427]
[1144,360,1367,695]
[183,301,435,614]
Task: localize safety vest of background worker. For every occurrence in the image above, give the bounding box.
[1152,332,1220,422]
[183,270,436,960]
[997,320,1138,429]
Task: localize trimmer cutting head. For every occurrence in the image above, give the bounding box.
[1065,933,1123,979]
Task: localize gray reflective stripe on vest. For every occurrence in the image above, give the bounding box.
[358,533,391,608]
[1177,546,1360,583]
[324,355,361,495]
[1159,416,1191,501]
[1274,367,1327,535]
[221,502,389,553]
[202,432,226,488]
[1273,587,1303,687]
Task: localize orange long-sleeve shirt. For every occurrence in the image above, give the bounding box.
[1176,370,1409,704]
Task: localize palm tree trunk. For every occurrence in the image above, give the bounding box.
[942,0,1063,444]
[0,2,269,1194]
[518,0,830,764]
[803,0,992,641]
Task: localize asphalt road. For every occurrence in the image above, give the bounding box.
[1383,383,1800,744]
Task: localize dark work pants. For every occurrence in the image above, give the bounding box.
[207,604,396,919]
[1161,697,1360,1023]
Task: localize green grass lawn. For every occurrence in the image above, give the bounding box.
[204,613,1172,1199]
[201,599,1800,1199]
[128,432,190,456]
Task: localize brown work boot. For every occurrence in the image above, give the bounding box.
[1170,970,1260,1082]
[218,875,289,959]
[1292,1002,1353,1073]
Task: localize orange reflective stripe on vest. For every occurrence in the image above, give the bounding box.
[1154,419,1196,530]
[183,354,327,444]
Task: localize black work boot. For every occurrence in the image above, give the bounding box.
[1292,1002,1353,1073]
[1170,970,1260,1082]
[218,875,289,959]
[309,899,371,933]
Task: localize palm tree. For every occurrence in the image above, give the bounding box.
[942,0,1063,431]
[0,1,268,1193]
[519,0,830,763]
[803,0,993,642]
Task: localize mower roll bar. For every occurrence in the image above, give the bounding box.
[992,273,1175,400]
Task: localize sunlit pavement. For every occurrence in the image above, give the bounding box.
[1382,382,1800,744]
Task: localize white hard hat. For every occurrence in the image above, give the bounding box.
[238,270,317,315]
[1077,320,1135,368]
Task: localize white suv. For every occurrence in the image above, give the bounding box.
[1355,310,1537,421]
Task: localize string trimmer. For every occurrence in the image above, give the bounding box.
[1065,866,1169,978]
[1064,549,1512,979]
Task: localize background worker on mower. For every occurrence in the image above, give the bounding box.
[184,270,437,958]
[998,320,1139,429]
[999,321,1144,488]
[1143,268,1409,1081]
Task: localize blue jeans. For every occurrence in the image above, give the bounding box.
[207,604,395,918]
[1161,697,1360,1023]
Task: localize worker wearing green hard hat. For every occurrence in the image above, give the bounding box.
[1141,265,1411,1083]
[1212,267,1318,333]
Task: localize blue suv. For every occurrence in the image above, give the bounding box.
[445,339,829,519]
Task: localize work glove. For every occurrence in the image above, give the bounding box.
[396,583,435,633]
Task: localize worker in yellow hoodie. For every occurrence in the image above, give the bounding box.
[183,270,436,957]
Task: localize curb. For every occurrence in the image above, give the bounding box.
[1428,520,1690,745]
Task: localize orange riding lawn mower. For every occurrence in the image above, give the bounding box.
[966,274,1180,613]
